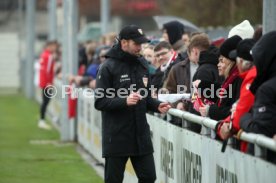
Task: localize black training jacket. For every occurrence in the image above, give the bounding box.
[94,44,161,157]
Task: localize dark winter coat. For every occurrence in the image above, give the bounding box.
[151,67,164,91]
[94,44,161,157]
[164,58,191,94]
[190,45,221,130]
[241,31,276,137]
[198,69,242,121]
[240,76,276,163]
[240,31,276,163]
[192,45,221,83]
[240,77,276,137]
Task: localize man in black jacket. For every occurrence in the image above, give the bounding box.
[240,31,276,164]
[94,25,171,183]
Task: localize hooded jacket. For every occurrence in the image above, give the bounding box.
[241,31,276,137]
[250,31,276,94]
[192,45,220,82]
[190,45,221,124]
[163,21,186,52]
[94,44,161,157]
[240,31,276,163]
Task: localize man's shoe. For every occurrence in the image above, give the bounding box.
[38,120,52,130]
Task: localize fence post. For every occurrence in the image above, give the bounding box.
[181,118,188,128]
[263,0,276,34]
[60,0,78,141]
[254,144,267,159]
[48,0,57,40]
[200,125,211,136]
[25,0,36,99]
[101,0,110,35]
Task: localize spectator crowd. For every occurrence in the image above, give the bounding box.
[36,19,276,165]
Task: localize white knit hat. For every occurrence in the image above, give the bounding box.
[228,20,254,39]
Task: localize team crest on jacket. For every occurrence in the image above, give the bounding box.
[258,106,266,113]
[138,29,143,35]
[142,77,148,87]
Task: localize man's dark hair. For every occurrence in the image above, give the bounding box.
[154,41,172,52]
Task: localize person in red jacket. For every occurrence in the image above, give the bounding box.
[216,38,256,152]
[38,40,59,129]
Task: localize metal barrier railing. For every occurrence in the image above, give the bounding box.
[43,80,276,160]
[167,108,276,156]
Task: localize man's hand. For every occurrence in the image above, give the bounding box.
[158,103,171,114]
[127,92,142,106]
[220,123,232,140]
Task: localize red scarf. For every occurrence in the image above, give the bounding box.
[160,51,178,72]
[218,66,239,107]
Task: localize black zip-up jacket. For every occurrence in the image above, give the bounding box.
[94,44,161,157]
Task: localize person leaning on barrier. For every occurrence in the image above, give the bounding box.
[188,33,221,133]
[193,35,243,121]
[239,31,276,164]
[94,25,171,183]
[164,33,214,130]
[163,33,205,98]
[215,38,256,152]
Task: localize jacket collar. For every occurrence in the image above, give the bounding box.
[106,43,148,70]
[106,44,140,63]
[179,58,190,67]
